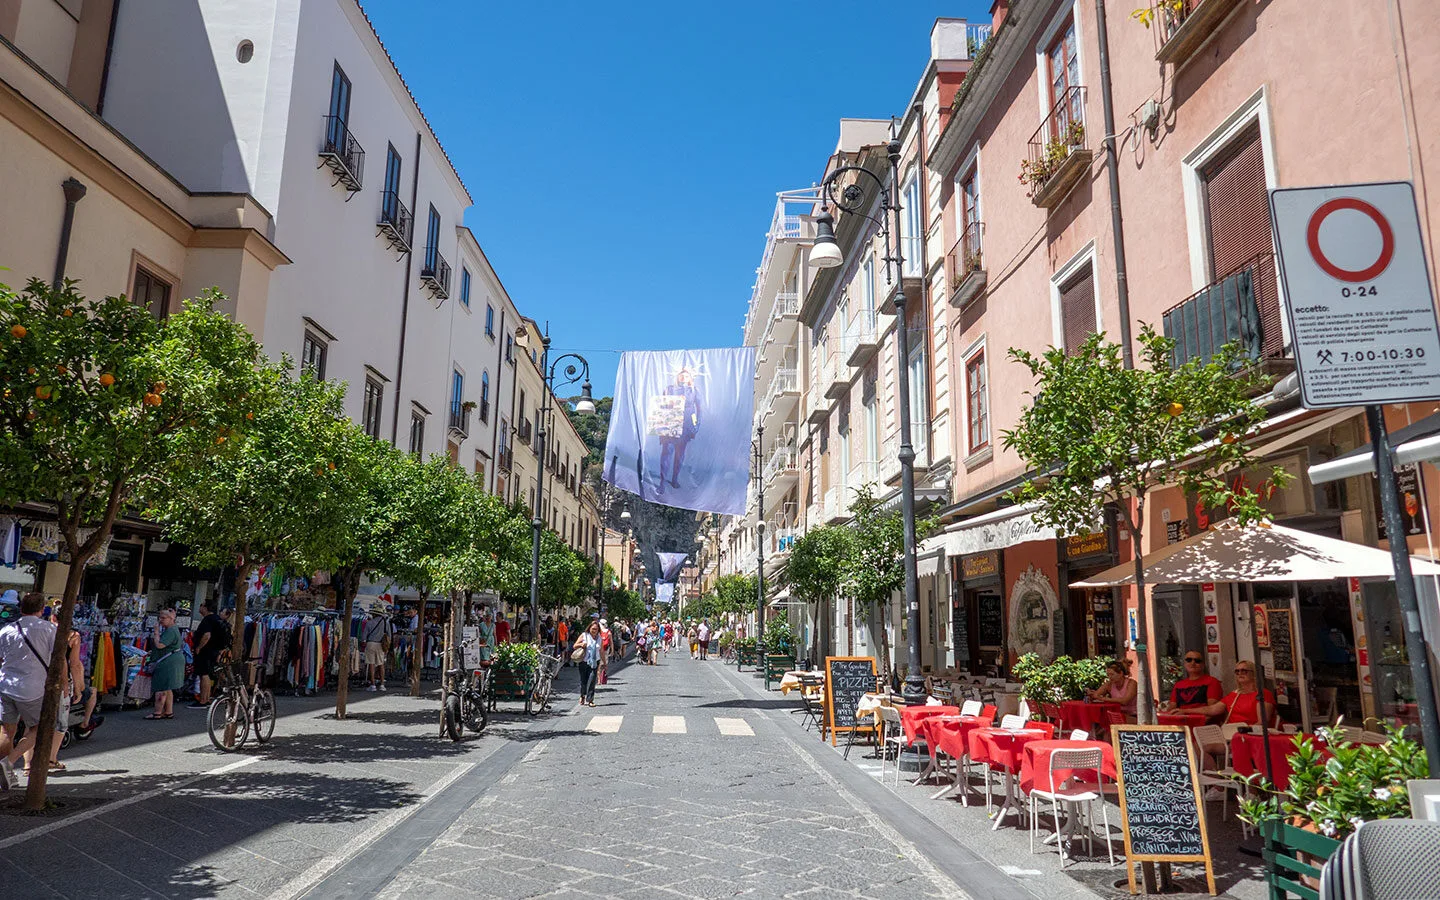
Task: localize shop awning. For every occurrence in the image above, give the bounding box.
[1308,412,1440,485]
[1071,520,1440,587]
[917,550,944,578]
[928,501,1101,557]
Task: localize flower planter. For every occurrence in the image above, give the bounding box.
[1155,0,1246,68]
[1260,820,1341,900]
[490,666,534,703]
[1030,148,1092,209]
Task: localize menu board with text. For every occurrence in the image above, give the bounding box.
[1112,726,1215,895]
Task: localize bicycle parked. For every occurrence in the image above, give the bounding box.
[206,656,276,752]
[530,652,564,714]
[440,664,490,742]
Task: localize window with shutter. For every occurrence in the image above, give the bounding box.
[1059,263,1096,354]
[1201,122,1282,355]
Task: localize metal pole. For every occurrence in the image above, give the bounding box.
[885,139,926,706]
[1367,405,1440,771]
[528,337,551,646]
[598,496,608,619]
[756,424,766,662]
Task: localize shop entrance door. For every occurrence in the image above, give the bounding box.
[1298,579,1362,727]
[1153,585,1205,702]
[1249,583,1309,730]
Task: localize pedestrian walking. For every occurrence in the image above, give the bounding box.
[697,620,710,660]
[687,624,698,659]
[145,608,184,720]
[32,606,85,773]
[361,602,392,691]
[475,607,495,664]
[0,592,55,789]
[188,601,229,708]
[556,617,569,665]
[573,620,603,707]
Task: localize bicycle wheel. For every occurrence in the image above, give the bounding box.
[207,695,249,752]
[250,689,276,744]
[442,693,462,742]
[532,673,552,713]
[461,690,487,732]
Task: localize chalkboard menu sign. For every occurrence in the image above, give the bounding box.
[951,583,970,664]
[1268,608,1295,674]
[824,656,877,746]
[1112,726,1215,894]
[977,593,1003,647]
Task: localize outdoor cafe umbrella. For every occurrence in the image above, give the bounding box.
[1070,519,1440,588]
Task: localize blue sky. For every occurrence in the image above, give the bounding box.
[364,1,989,396]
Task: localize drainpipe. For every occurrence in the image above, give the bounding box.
[1095,0,1134,369]
[52,178,88,288]
[388,131,422,445]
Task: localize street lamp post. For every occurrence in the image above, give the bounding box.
[595,486,629,619]
[519,323,594,648]
[811,132,926,704]
[753,425,766,660]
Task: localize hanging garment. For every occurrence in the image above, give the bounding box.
[0,517,19,566]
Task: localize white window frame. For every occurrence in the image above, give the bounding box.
[1034,1,1087,129]
[1049,239,1101,350]
[901,170,922,278]
[1180,86,1279,289]
[862,255,875,321]
[960,334,992,464]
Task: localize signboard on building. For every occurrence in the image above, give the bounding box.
[1270,182,1440,409]
[1063,530,1111,561]
[961,551,1000,581]
[1375,464,1427,542]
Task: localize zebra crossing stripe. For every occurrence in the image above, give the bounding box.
[652,715,687,734]
[585,715,623,734]
[715,717,754,736]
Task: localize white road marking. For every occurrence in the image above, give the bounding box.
[585,715,623,734]
[267,761,475,900]
[0,755,261,851]
[715,717,754,736]
[652,715,687,734]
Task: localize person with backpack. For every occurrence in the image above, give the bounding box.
[0,592,55,788]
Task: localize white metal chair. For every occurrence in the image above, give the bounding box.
[1320,819,1440,900]
[1193,724,1245,831]
[931,683,954,704]
[1069,729,1090,741]
[1000,713,1026,730]
[1018,698,1032,720]
[960,699,982,717]
[877,705,906,789]
[1028,747,1114,867]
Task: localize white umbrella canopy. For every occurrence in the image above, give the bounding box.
[1071,519,1440,587]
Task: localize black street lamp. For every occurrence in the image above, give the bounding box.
[811,131,926,704]
[518,322,593,647]
[596,485,630,618]
[753,424,766,658]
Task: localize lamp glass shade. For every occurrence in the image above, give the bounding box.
[809,241,843,269]
[620,508,631,520]
[574,398,596,414]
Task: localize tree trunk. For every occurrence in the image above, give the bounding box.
[23,551,89,810]
[333,567,357,720]
[451,589,464,671]
[1129,499,1154,725]
[228,559,255,661]
[410,590,428,697]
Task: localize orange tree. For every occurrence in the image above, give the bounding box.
[0,278,266,809]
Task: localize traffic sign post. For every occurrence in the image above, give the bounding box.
[1271,181,1440,771]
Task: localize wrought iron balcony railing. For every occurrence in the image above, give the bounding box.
[378,191,413,253]
[1162,251,1285,368]
[1024,86,1089,208]
[420,249,451,298]
[320,115,364,193]
[448,402,471,438]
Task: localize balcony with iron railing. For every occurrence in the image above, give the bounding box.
[420,248,451,299]
[319,115,364,194]
[763,444,798,488]
[1023,86,1090,210]
[761,366,799,420]
[823,486,846,524]
[746,197,811,333]
[1143,0,1247,67]
[1161,251,1289,376]
[946,220,986,307]
[448,401,471,439]
[848,460,880,493]
[822,347,849,401]
[378,191,413,253]
[758,291,801,358]
[846,309,879,367]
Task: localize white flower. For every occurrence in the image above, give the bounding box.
[1374,788,1392,800]
[1320,820,1338,837]
[1349,817,1365,830]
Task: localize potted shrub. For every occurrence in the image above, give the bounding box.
[1236,727,1428,893]
[1011,653,1111,705]
[491,641,540,699]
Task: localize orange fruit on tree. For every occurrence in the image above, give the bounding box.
[34,386,51,400]
[1166,402,1184,417]
[245,411,254,420]
[56,364,67,374]
[10,324,25,339]
[1221,433,1238,445]
[25,411,36,421]
[99,373,115,387]
[61,309,74,318]
[143,392,162,406]
[26,367,36,375]
[153,381,167,393]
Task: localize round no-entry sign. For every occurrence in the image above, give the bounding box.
[1305,197,1395,283]
[1271,181,1440,409]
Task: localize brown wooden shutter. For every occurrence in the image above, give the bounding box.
[1059,263,1096,354]
[1202,122,1282,355]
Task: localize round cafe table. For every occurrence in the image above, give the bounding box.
[1058,699,1121,735]
[1020,739,1117,794]
[901,705,961,783]
[1157,711,1208,728]
[968,725,1055,829]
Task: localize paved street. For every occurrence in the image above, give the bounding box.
[0,651,994,899]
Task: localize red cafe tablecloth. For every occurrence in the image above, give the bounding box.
[900,705,961,745]
[968,726,1054,774]
[1230,731,1323,791]
[931,715,991,760]
[1020,739,1117,794]
[1157,712,1208,727]
[1059,700,1121,734]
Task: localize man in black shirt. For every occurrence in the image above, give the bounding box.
[189,601,230,708]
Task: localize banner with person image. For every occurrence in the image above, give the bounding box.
[657,552,689,583]
[602,348,755,515]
